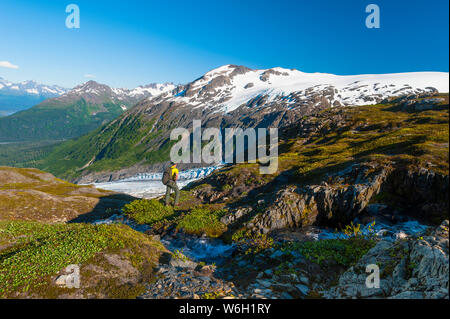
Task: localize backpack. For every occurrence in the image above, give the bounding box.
[162,166,172,185]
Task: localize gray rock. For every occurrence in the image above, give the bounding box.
[270,250,284,259]
[169,258,197,269]
[295,284,309,296]
[323,221,449,299]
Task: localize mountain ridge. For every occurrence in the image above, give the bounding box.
[0,77,69,115]
[0,80,176,142]
[35,65,449,183]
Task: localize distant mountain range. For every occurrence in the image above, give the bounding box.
[0,80,175,141]
[0,77,68,116]
[35,64,449,182]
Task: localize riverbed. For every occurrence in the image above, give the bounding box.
[92,165,431,264]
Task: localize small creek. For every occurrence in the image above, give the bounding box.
[91,167,431,265]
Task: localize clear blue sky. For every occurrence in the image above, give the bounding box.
[0,0,448,88]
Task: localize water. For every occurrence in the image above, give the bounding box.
[160,236,236,264]
[93,213,236,264]
[93,213,151,233]
[311,220,429,241]
[92,164,237,263]
[91,164,431,264]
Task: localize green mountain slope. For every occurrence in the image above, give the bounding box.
[37,112,175,179]
[0,80,173,142]
[0,99,125,141]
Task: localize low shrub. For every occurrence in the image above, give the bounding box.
[123,199,176,225]
[176,207,227,237]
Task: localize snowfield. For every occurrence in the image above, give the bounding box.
[162,65,449,113]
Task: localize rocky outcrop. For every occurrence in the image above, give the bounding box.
[323,220,449,299]
[243,162,393,233]
[226,162,448,234]
[383,167,449,223]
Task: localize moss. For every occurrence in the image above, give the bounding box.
[281,238,376,268]
[280,102,449,183]
[124,199,178,225]
[0,220,163,298]
[222,184,232,192]
[176,206,228,237]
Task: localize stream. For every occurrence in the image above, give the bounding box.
[92,166,431,265]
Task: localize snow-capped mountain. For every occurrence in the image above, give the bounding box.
[151,64,449,114]
[0,77,68,96]
[0,77,69,115]
[63,80,176,110]
[49,64,448,184]
[0,79,178,141]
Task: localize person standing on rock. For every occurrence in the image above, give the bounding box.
[163,162,180,207]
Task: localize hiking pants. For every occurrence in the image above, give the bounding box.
[165,180,180,206]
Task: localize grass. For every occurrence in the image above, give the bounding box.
[124,191,227,238]
[0,166,117,222]
[0,220,164,298]
[281,238,376,268]
[196,99,449,203]
[123,199,178,225]
[176,206,228,237]
[285,102,449,181]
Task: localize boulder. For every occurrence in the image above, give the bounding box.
[323,221,449,299]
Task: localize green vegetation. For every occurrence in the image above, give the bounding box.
[35,95,448,185]
[123,199,176,225]
[342,221,376,239]
[0,99,126,142]
[176,206,227,237]
[0,166,124,223]
[0,220,164,298]
[207,98,449,194]
[281,238,376,268]
[173,249,189,262]
[283,101,449,181]
[36,115,174,180]
[124,197,228,238]
[0,140,62,167]
[232,230,275,254]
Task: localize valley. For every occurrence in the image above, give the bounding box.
[29,65,449,183]
[0,91,448,299]
[0,80,175,142]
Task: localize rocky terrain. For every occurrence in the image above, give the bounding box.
[0,166,135,223]
[323,220,449,299]
[127,94,448,299]
[0,94,448,299]
[187,94,449,233]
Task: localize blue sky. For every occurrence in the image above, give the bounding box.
[0,0,448,88]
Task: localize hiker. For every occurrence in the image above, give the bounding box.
[162,162,180,206]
